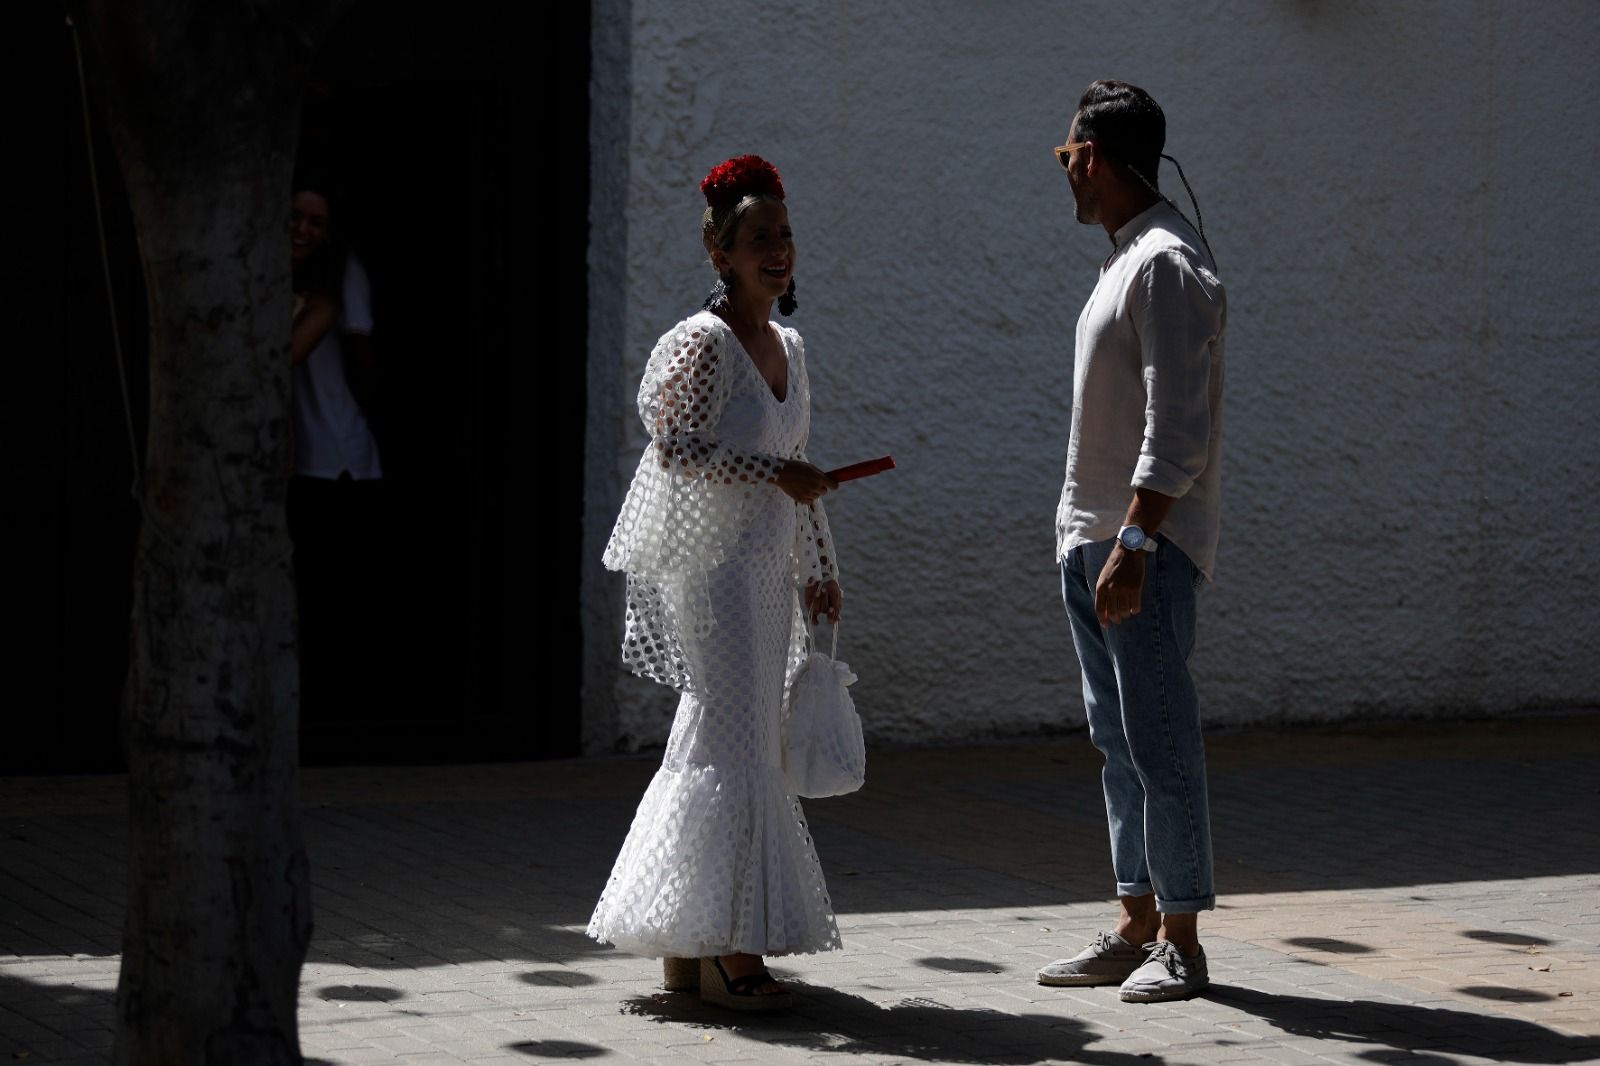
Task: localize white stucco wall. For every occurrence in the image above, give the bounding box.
[584,0,1600,752]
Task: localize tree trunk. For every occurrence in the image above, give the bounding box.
[76,2,345,1061]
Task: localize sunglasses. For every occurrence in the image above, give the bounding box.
[1053,141,1089,169]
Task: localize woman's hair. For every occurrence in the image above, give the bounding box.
[1074,79,1165,189]
[699,155,786,256]
[702,192,783,255]
[290,176,348,299]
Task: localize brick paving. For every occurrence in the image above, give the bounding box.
[2,715,1597,1065]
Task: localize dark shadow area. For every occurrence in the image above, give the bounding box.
[8,727,1600,972]
[620,985,1165,1065]
[316,984,406,1002]
[11,16,149,775]
[24,0,589,775]
[521,970,602,987]
[508,1041,610,1059]
[959,718,1600,895]
[289,0,589,767]
[1463,930,1555,947]
[1280,937,1375,954]
[1208,985,1596,1064]
[0,970,115,1057]
[1457,985,1560,1004]
[915,957,1010,974]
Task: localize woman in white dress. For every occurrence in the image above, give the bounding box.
[588,155,844,1010]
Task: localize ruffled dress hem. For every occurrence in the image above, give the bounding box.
[586,760,842,959]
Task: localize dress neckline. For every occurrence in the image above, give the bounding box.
[716,314,789,405]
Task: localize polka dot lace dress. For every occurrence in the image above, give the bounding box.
[589,311,842,959]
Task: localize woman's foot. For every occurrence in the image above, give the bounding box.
[718,953,784,995]
[699,954,792,1011]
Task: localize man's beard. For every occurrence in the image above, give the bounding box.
[1071,185,1098,225]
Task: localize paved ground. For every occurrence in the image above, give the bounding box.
[2,715,1597,1065]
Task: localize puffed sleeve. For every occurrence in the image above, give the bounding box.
[641,320,785,485]
[605,315,786,583]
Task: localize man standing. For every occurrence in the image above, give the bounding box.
[1038,80,1226,1003]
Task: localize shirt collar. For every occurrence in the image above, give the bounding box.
[1111,200,1168,253]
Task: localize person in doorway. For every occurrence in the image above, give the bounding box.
[1038,80,1227,1002]
[588,155,844,1011]
[286,179,387,735]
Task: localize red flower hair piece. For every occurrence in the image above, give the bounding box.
[700,155,785,211]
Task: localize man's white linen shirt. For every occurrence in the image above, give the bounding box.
[1055,201,1226,579]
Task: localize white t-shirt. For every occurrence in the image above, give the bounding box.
[292,255,383,480]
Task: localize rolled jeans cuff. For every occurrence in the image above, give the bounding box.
[1116,880,1155,898]
[1155,893,1216,915]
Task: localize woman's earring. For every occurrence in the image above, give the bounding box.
[778,276,798,316]
[702,272,734,312]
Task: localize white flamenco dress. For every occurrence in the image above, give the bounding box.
[588,311,842,959]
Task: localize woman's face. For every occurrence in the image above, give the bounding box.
[712,200,794,303]
[289,191,331,263]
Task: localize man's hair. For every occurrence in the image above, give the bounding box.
[1073,80,1165,189]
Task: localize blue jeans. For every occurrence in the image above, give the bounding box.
[1062,537,1215,913]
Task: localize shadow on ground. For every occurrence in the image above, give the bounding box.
[616,984,1162,1065]
[3,717,1597,969]
[507,1040,610,1059]
[1208,984,1597,1064]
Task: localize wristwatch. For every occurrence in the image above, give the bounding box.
[1116,525,1158,553]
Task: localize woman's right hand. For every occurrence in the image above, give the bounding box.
[775,460,838,504]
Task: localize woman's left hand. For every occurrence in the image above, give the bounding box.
[805,580,843,625]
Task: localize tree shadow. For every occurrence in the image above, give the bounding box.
[315,983,406,1002]
[1462,930,1555,947]
[0,969,115,1056]
[915,957,1010,974]
[618,982,1163,1065]
[1280,937,1375,954]
[1457,985,1560,1004]
[507,1040,610,1058]
[1207,984,1595,1064]
[521,969,602,987]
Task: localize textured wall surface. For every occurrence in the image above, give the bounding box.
[583,0,1600,752]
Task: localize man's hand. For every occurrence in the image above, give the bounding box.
[776,461,838,504]
[805,579,843,625]
[1095,544,1146,626]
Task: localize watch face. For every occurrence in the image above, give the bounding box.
[1119,527,1145,550]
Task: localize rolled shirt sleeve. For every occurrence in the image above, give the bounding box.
[1132,249,1224,499]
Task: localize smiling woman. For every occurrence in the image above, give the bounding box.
[587,155,847,1011]
[283,176,388,743]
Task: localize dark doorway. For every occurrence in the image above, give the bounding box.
[291,0,590,765]
[18,3,586,773]
[16,19,149,774]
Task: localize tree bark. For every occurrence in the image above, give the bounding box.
[75,2,346,1061]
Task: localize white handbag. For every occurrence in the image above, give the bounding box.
[782,623,866,798]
